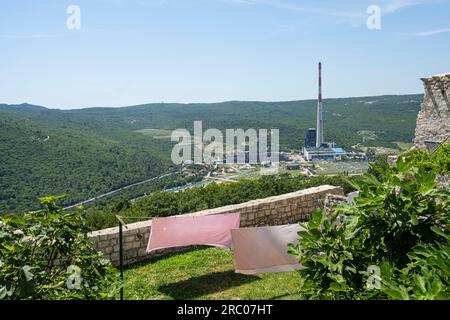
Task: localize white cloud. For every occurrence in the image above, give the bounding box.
[213,0,386,27]
[412,28,450,36]
[380,0,449,13]
[380,0,418,13]
[217,0,443,17]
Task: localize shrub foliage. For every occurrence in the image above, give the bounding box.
[0,196,120,300]
[289,144,450,299]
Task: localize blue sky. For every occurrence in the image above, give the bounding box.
[1,0,449,109]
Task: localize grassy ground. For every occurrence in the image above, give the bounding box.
[134,128,173,139]
[124,247,304,300]
[315,161,369,176]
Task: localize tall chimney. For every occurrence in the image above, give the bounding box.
[316,62,324,148]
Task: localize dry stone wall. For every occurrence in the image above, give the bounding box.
[88,185,343,266]
[415,73,450,149]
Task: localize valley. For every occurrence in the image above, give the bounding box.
[0,94,421,213]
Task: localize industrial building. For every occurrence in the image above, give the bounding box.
[305,128,317,148]
[303,143,346,161]
[303,63,346,162]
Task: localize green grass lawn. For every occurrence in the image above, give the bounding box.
[315,161,369,176]
[124,247,304,300]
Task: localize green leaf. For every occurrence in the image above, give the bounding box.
[384,285,410,300]
[308,210,324,230]
[410,214,419,226]
[0,286,7,299]
[430,226,449,241]
[22,265,35,282]
[329,282,347,292]
[0,231,9,239]
[413,274,427,294]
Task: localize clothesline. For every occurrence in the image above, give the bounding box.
[115,213,302,300]
[118,216,153,220]
[115,215,154,227]
[145,213,302,275]
[116,213,304,276]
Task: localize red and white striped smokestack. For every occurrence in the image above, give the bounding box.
[318,62,322,103]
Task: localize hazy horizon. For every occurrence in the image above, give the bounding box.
[1,91,424,110]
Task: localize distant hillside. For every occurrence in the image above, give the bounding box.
[0,106,174,212]
[0,94,422,212]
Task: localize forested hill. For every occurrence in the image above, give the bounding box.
[12,94,422,148]
[0,104,174,212]
[0,94,422,212]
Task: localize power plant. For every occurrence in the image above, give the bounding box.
[304,128,317,148]
[303,62,345,161]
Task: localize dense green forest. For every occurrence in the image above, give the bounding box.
[0,105,174,212]
[61,94,421,150]
[0,94,421,213]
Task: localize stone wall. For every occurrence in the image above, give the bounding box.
[323,194,348,215]
[88,185,343,266]
[415,73,450,149]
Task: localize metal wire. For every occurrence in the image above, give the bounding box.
[432,135,449,155]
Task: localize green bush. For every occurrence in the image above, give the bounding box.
[380,228,449,299]
[85,174,359,230]
[289,144,450,299]
[0,196,120,300]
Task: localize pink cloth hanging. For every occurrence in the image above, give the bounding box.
[146,213,240,253]
[231,224,303,275]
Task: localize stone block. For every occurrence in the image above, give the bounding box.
[134,233,144,241]
[110,253,119,261]
[138,248,148,257]
[104,246,113,254]
[107,233,118,240]
[125,249,138,259]
[98,240,110,249]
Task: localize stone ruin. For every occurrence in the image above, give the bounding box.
[415,73,450,150]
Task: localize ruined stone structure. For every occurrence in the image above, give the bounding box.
[415,73,450,150]
[89,185,343,266]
